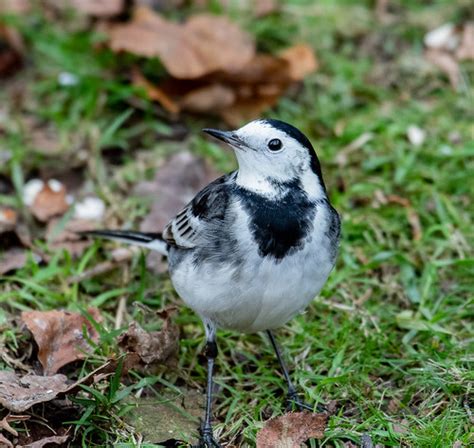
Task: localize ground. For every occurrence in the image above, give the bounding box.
[0,0,473,447]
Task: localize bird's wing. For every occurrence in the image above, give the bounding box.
[163,174,233,249]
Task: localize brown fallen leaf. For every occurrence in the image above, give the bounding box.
[136,152,219,273]
[0,433,13,448]
[0,414,30,436]
[30,181,69,223]
[118,309,179,365]
[0,371,71,412]
[180,83,236,113]
[21,434,69,448]
[256,412,327,448]
[0,207,17,233]
[138,152,219,232]
[70,0,124,17]
[0,247,28,275]
[425,49,460,88]
[279,44,319,81]
[108,6,255,79]
[46,218,97,257]
[131,68,179,115]
[21,308,102,375]
[456,22,474,61]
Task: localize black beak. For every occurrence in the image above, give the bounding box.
[202,128,245,148]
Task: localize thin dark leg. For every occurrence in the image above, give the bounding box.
[266,330,316,412]
[198,339,221,448]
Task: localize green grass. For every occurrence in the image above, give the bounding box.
[1,0,473,446]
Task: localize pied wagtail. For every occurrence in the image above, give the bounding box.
[82,119,341,447]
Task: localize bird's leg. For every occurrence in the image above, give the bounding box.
[198,322,221,448]
[266,330,320,412]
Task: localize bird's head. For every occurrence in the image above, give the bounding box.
[203,119,326,198]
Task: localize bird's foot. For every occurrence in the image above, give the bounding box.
[197,426,221,448]
[285,389,327,413]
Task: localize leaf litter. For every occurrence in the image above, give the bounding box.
[106,5,318,124]
[118,307,180,367]
[21,308,103,375]
[256,412,328,448]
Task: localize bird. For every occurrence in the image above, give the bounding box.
[81,119,341,447]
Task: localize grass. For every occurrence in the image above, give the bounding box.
[1,0,473,446]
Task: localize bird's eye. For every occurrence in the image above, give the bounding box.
[268,138,282,151]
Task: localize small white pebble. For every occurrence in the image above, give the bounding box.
[58,72,78,86]
[407,125,426,147]
[47,179,64,192]
[424,23,459,51]
[23,179,44,206]
[74,197,106,220]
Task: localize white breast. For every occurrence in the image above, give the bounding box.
[170,203,336,333]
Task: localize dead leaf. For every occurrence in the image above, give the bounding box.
[0,414,30,436]
[0,433,13,448]
[180,83,235,113]
[254,0,279,17]
[131,68,179,115]
[220,95,280,127]
[46,218,97,257]
[135,152,219,273]
[424,49,460,88]
[256,412,327,448]
[0,248,28,275]
[30,180,69,223]
[21,434,69,448]
[70,0,124,17]
[0,207,17,233]
[279,44,318,81]
[108,6,255,79]
[125,389,201,446]
[138,152,219,232]
[21,308,102,375]
[456,23,474,61]
[118,310,179,365]
[0,371,71,412]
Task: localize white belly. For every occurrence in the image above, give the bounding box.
[170,206,337,333]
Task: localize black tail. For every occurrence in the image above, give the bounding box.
[79,230,168,255]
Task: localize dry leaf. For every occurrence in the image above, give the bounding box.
[0,248,28,275]
[256,412,327,448]
[46,218,97,257]
[0,207,17,233]
[425,49,460,88]
[131,68,179,115]
[180,83,235,113]
[22,434,69,448]
[138,152,219,232]
[279,44,318,81]
[108,6,255,79]
[30,180,69,222]
[136,152,219,273]
[118,309,179,365]
[70,0,124,17]
[0,371,71,412]
[456,23,474,61]
[21,308,102,375]
[220,95,280,127]
[0,433,13,448]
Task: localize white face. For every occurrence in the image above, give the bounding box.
[232,120,312,183]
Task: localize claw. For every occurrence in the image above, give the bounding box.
[197,426,221,448]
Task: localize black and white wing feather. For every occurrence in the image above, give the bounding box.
[162,173,233,249]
